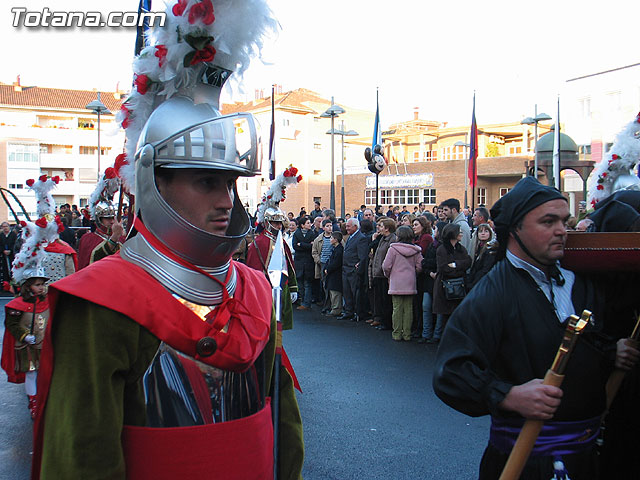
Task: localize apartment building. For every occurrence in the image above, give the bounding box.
[0,80,125,222]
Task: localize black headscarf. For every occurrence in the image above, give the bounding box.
[490,176,566,261]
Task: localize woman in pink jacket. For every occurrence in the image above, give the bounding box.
[382,226,423,341]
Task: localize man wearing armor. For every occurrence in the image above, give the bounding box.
[32,1,303,478]
[76,201,125,269]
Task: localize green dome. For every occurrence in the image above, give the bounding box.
[535,132,578,153]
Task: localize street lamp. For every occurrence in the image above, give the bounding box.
[521,105,552,178]
[320,98,345,212]
[85,92,111,182]
[454,140,471,208]
[327,120,359,218]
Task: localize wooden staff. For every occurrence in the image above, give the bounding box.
[605,313,640,412]
[499,310,592,480]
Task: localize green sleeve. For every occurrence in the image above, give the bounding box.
[264,310,305,480]
[40,295,159,480]
[90,239,120,264]
[5,310,28,342]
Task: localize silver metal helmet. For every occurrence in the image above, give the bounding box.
[263,206,286,237]
[20,265,48,284]
[93,201,116,221]
[613,173,640,193]
[134,75,262,268]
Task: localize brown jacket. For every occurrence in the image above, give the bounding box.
[372,232,396,278]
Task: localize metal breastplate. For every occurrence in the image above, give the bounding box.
[141,342,264,427]
[41,251,66,284]
[120,234,236,305]
[16,309,48,347]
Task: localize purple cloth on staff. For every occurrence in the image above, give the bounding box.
[489,416,600,457]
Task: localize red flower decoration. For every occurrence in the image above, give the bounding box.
[172,0,188,16]
[155,45,168,67]
[35,217,48,228]
[296,175,303,182]
[637,112,640,123]
[596,184,604,190]
[39,174,48,182]
[104,167,117,179]
[283,170,291,177]
[26,179,35,187]
[188,0,215,25]
[52,175,60,184]
[601,172,608,178]
[190,44,216,65]
[611,154,620,160]
[134,74,150,95]
[2,281,10,292]
[19,221,27,227]
[290,167,298,175]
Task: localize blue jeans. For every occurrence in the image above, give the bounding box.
[422,292,434,339]
[297,275,313,307]
[433,313,448,340]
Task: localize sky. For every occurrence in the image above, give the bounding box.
[1,0,639,129]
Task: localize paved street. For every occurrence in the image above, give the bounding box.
[0,298,489,479]
[287,307,488,480]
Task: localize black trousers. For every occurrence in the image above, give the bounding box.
[372,277,392,329]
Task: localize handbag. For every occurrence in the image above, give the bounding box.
[442,277,466,301]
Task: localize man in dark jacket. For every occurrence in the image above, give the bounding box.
[323,232,344,316]
[433,177,639,480]
[292,216,316,310]
[340,218,369,320]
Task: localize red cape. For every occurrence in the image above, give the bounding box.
[1,296,49,384]
[246,233,295,279]
[76,231,106,270]
[32,253,272,479]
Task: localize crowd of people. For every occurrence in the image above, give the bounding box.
[242,198,502,346]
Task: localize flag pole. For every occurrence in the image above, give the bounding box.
[553,95,561,190]
[269,84,276,181]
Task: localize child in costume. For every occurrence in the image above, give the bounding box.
[1,175,65,419]
[2,272,49,418]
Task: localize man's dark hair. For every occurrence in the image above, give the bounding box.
[331,231,343,243]
[360,204,366,209]
[321,218,333,227]
[475,207,490,222]
[360,219,374,234]
[322,208,336,222]
[441,198,461,212]
[60,216,69,227]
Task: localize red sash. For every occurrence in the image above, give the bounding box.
[121,399,273,480]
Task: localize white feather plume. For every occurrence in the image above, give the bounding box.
[587,113,640,208]
[117,0,279,193]
[256,166,302,224]
[11,176,61,285]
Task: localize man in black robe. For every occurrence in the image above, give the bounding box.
[433,177,639,480]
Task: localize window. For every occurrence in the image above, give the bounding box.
[425,150,437,161]
[423,188,436,204]
[9,183,24,189]
[282,118,290,127]
[8,143,39,163]
[380,189,392,205]
[579,97,591,119]
[507,145,522,155]
[604,143,614,153]
[477,187,486,206]
[313,169,321,175]
[313,197,322,204]
[499,188,510,198]
[80,146,98,155]
[442,145,465,160]
[313,143,322,150]
[578,144,591,160]
[407,189,420,204]
[412,150,437,162]
[393,189,406,205]
[365,190,376,205]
